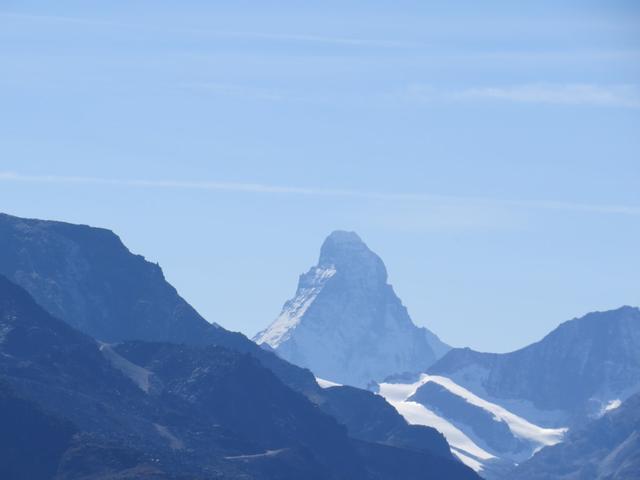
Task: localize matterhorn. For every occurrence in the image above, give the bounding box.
[254,231,450,387]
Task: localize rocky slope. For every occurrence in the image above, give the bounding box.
[512,392,640,479]
[428,306,640,424]
[254,230,449,387]
[0,274,479,480]
[0,213,233,346]
[0,213,477,479]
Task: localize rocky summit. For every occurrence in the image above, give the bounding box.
[255,231,449,387]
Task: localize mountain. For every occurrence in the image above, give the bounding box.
[0,213,453,459]
[377,372,567,476]
[0,273,479,479]
[375,307,640,476]
[0,381,76,480]
[0,212,333,399]
[0,213,235,345]
[0,381,180,480]
[318,383,453,458]
[0,213,478,479]
[408,381,543,457]
[428,306,640,424]
[254,230,450,387]
[512,392,640,479]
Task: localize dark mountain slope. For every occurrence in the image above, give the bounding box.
[54,435,183,480]
[320,384,452,458]
[0,381,173,480]
[428,306,640,421]
[512,392,640,479]
[0,212,459,467]
[0,274,479,479]
[0,213,209,344]
[0,212,328,400]
[0,381,75,480]
[0,274,358,479]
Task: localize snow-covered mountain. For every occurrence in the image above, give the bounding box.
[376,306,640,477]
[378,374,566,476]
[428,306,640,424]
[254,231,450,387]
[0,215,480,480]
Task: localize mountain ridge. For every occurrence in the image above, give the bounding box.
[0,213,477,479]
[511,391,640,479]
[0,273,479,479]
[428,305,640,421]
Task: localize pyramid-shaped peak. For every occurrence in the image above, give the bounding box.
[255,229,451,386]
[318,230,387,280]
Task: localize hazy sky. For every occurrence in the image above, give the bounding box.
[1,1,639,352]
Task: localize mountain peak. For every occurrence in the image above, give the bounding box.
[318,230,387,281]
[255,231,450,386]
[319,230,367,262]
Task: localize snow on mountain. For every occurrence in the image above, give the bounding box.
[256,266,336,348]
[316,377,343,389]
[378,377,496,472]
[417,375,566,448]
[254,230,450,387]
[377,374,566,476]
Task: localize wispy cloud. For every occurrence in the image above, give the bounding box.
[0,12,416,49]
[180,83,287,101]
[179,82,332,104]
[1,172,638,216]
[407,83,640,108]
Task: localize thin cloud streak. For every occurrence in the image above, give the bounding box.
[180,83,287,101]
[0,12,417,49]
[1,172,639,216]
[408,84,640,108]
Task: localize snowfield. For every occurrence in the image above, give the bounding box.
[377,374,567,473]
[254,266,336,348]
[316,377,343,389]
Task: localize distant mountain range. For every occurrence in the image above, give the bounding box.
[377,306,640,476]
[250,226,640,478]
[254,230,449,387]
[2,212,638,480]
[429,306,640,423]
[0,213,477,480]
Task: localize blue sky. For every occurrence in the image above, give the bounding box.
[1,1,639,352]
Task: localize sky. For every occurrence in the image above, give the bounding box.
[1,1,639,353]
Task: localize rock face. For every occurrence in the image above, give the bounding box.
[512,392,640,480]
[428,306,640,424]
[254,231,449,387]
[0,212,320,397]
[0,212,220,345]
